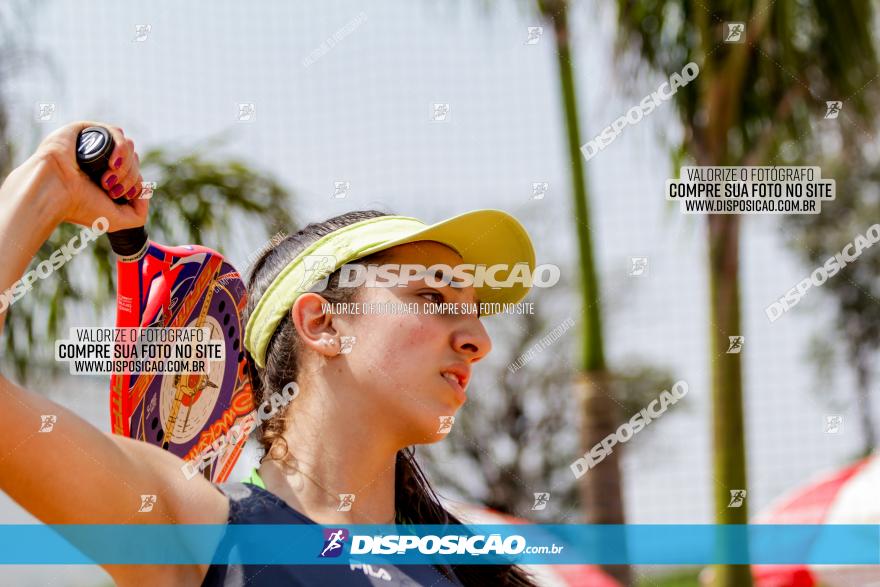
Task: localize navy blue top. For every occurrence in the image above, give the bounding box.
[200,481,465,586]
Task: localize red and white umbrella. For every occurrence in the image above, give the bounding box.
[445,502,622,587]
[752,453,880,587]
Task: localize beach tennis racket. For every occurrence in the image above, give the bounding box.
[76,126,254,483]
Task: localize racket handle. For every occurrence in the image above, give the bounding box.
[76,126,148,256]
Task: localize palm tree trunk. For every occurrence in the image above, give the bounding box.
[855,358,877,456]
[707,214,752,587]
[539,1,630,584]
[574,369,629,585]
[693,5,755,582]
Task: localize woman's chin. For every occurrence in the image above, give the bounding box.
[402,407,462,445]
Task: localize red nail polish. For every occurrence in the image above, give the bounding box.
[126,187,137,198]
[106,175,118,187]
[114,157,123,169]
[111,184,125,196]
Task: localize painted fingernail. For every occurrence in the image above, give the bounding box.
[126,186,137,198]
[105,175,118,187]
[114,157,123,169]
[111,184,125,196]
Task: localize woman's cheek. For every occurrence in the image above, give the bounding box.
[400,317,441,351]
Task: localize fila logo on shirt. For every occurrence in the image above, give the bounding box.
[350,562,392,581]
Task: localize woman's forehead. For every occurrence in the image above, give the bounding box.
[380,241,463,264]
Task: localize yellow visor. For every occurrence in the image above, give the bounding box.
[243,209,536,368]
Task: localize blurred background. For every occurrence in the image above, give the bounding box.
[1,1,878,586]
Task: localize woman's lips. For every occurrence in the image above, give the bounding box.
[440,372,467,402]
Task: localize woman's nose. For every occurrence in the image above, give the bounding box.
[451,319,492,363]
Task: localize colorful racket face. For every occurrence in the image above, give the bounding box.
[110,242,254,483]
[75,126,255,483]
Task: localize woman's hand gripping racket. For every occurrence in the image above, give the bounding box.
[76,126,255,483]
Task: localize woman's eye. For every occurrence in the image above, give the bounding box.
[420,292,444,305]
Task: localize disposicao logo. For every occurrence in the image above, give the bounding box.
[319,528,349,558]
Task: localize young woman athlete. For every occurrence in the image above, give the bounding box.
[0,122,540,586]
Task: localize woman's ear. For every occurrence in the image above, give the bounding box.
[289,293,339,357]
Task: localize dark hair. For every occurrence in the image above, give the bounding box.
[243,210,538,586]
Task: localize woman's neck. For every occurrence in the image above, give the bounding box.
[257,414,400,525]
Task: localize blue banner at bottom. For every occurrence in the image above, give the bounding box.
[0,524,877,565]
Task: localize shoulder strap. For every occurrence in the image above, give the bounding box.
[244,467,266,489]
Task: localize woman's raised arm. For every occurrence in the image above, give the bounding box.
[0,122,227,584]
